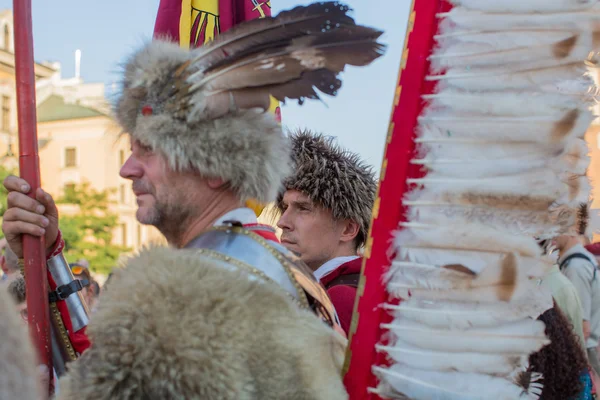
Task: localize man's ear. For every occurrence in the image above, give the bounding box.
[206,177,226,189]
[340,219,360,244]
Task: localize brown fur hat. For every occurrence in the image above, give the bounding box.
[0,280,43,399]
[113,40,290,203]
[279,129,377,247]
[57,246,347,400]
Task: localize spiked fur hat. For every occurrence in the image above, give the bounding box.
[279,129,377,247]
[57,247,347,400]
[113,2,384,203]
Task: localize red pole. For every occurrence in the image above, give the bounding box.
[342,1,451,398]
[12,0,52,394]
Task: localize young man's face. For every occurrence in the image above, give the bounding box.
[277,190,351,271]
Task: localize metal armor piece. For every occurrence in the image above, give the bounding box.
[185,225,340,328]
[47,252,90,332]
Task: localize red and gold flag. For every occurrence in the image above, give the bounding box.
[153,0,280,215]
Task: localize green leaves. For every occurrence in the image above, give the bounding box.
[57,182,129,275]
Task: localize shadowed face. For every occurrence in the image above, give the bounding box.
[119,140,206,236]
[277,190,356,271]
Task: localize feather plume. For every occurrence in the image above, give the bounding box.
[439,8,600,32]
[390,276,540,303]
[430,32,597,72]
[450,0,597,13]
[191,2,358,69]
[386,253,549,293]
[387,288,553,329]
[184,18,385,119]
[379,340,526,376]
[395,217,549,258]
[404,201,578,238]
[374,365,541,400]
[375,0,596,397]
[384,319,549,354]
[423,89,588,116]
[431,63,589,91]
[418,109,592,144]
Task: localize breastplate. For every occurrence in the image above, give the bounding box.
[185,224,340,329]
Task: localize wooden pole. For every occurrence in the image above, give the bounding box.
[12,0,52,395]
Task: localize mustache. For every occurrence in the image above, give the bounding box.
[132,180,155,195]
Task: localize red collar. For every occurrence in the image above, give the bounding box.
[320,257,363,286]
[243,223,279,242]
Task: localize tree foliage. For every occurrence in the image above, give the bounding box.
[0,165,15,219]
[57,182,129,275]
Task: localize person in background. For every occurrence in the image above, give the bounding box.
[554,232,600,379]
[70,262,94,310]
[277,130,377,334]
[528,303,593,400]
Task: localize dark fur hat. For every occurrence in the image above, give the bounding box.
[279,129,377,247]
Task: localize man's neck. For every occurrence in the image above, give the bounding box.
[168,196,243,248]
[559,240,581,259]
[307,247,357,272]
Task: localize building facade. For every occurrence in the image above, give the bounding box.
[0,10,163,260]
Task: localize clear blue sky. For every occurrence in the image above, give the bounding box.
[3,0,408,172]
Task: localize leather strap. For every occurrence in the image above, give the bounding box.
[326,273,361,289]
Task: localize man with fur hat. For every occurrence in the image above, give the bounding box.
[277,129,377,334]
[2,2,384,397]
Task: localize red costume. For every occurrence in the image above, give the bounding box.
[320,257,363,335]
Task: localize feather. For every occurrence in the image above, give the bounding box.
[407,170,572,211]
[386,253,549,293]
[188,26,384,104]
[378,340,526,376]
[439,8,600,32]
[430,63,589,91]
[386,288,553,329]
[432,32,596,68]
[450,0,598,13]
[395,216,550,259]
[384,319,549,355]
[403,200,578,238]
[374,365,540,400]
[191,2,358,69]
[423,89,588,116]
[390,275,540,303]
[418,109,592,144]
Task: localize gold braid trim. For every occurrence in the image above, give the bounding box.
[210,225,311,309]
[49,301,77,362]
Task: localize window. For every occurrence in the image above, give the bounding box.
[3,25,9,50]
[2,95,9,131]
[119,184,126,204]
[65,147,77,167]
[119,150,125,166]
[121,223,128,247]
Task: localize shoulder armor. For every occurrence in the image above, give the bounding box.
[185,225,340,328]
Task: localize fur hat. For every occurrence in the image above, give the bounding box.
[57,246,348,400]
[113,4,384,204]
[279,129,377,247]
[0,280,43,399]
[114,40,290,204]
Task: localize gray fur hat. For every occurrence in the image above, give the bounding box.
[279,129,377,247]
[113,40,290,203]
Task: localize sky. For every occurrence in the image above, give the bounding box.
[2,0,408,172]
